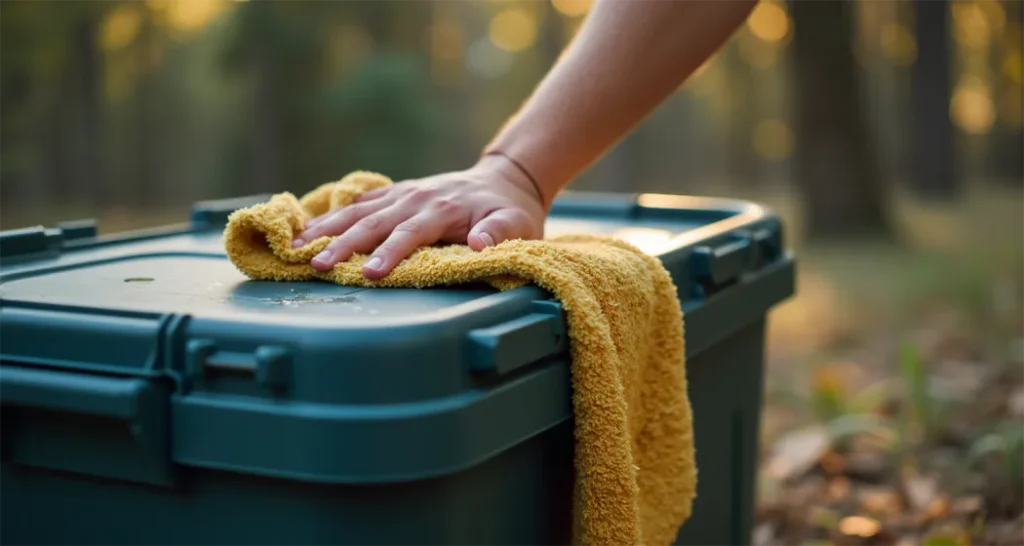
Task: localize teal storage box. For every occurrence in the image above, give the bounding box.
[0,191,795,545]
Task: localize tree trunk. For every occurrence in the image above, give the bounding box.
[75,12,106,207]
[726,45,760,188]
[986,0,1024,185]
[46,72,74,203]
[789,0,893,240]
[133,5,160,207]
[910,0,958,200]
[250,41,280,194]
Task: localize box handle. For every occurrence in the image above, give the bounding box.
[0,365,175,487]
[467,300,567,376]
[1,366,151,420]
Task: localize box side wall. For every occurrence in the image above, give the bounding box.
[673,318,766,546]
[0,420,575,546]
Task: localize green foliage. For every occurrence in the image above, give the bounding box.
[921,534,961,546]
[826,413,900,451]
[966,420,1024,496]
[216,1,451,193]
[313,53,448,182]
[898,339,943,440]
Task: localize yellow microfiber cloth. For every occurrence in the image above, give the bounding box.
[223,171,697,546]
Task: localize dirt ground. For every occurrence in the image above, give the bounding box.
[755,186,1023,546]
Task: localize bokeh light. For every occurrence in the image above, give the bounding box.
[747,1,789,44]
[551,0,592,18]
[102,5,141,51]
[953,1,992,51]
[950,76,996,135]
[489,8,538,53]
[977,0,1005,34]
[880,23,916,66]
[160,0,228,32]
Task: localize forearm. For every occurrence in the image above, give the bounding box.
[483,0,758,206]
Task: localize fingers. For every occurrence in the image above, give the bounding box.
[294,196,392,247]
[354,186,390,203]
[467,208,536,251]
[299,188,393,237]
[310,207,407,271]
[361,213,447,280]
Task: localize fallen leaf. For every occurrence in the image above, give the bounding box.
[787,475,829,507]
[904,473,939,511]
[1008,387,1024,420]
[950,495,983,517]
[821,449,847,475]
[839,515,881,538]
[809,506,840,530]
[829,477,852,500]
[845,449,890,482]
[765,425,830,481]
[923,494,952,521]
[858,486,902,515]
[753,523,775,546]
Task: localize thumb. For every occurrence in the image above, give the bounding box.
[467,208,537,251]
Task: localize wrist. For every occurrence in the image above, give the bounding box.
[476,150,552,212]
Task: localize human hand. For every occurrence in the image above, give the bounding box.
[292,154,548,280]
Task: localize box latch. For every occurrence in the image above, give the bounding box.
[185,340,292,393]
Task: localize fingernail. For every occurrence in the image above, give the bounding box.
[292,238,306,248]
[479,232,495,247]
[313,250,333,263]
[365,257,383,270]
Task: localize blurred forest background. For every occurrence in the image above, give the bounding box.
[1,0,1021,229]
[1,0,1022,545]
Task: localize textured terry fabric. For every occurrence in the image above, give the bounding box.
[223,171,697,546]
